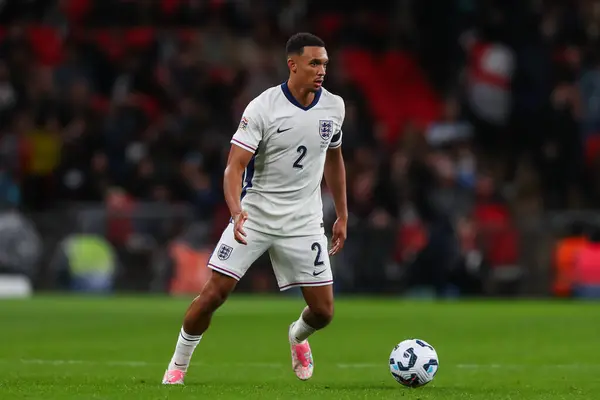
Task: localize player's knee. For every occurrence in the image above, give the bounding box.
[310,301,334,326]
[201,285,228,312]
[202,280,232,312]
[188,273,235,316]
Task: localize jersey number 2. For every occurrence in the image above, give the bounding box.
[293,145,307,169]
[311,242,324,266]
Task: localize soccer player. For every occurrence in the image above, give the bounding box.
[162,32,348,384]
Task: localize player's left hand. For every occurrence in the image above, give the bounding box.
[329,217,347,256]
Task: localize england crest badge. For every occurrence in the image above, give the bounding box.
[217,244,233,261]
[319,120,334,140]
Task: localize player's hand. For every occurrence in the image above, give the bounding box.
[329,216,347,256]
[233,211,249,245]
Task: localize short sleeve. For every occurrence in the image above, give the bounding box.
[328,97,345,149]
[231,100,264,154]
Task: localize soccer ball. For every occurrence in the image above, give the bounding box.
[389,339,439,388]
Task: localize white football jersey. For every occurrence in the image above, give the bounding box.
[230,82,345,237]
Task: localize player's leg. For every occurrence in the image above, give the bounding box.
[182,271,237,335]
[163,271,236,384]
[292,284,334,340]
[163,224,270,384]
[286,284,334,380]
[269,233,333,380]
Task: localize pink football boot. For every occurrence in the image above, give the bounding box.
[288,323,314,380]
[162,369,185,385]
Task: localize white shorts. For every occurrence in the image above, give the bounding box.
[207,223,333,291]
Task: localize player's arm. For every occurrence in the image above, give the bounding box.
[324,145,348,256]
[224,145,255,245]
[226,101,263,245]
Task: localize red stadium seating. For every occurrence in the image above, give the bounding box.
[27,26,64,66]
[474,203,510,228]
[178,28,198,43]
[93,29,126,62]
[585,134,600,166]
[486,227,519,266]
[340,48,441,145]
[314,14,343,41]
[474,203,518,267]
[91,95,110,115]
[124,27,156,49]
[61,0,92,24]
[395,222,427,263]
[161,0,182,16]
[132,94,161,121]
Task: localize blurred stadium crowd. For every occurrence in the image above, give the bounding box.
[1,0,600,297]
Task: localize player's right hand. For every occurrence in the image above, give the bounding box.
[233,211,249,245]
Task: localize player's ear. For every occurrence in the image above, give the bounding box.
[287,57,297,73]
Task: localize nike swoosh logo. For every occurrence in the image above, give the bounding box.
[313,269,326,277]
[174,362,188,366]
[277,127,292,133]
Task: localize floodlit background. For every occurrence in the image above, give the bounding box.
[0,0,600,299]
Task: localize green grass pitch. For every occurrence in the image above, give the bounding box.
[0,295,599,399]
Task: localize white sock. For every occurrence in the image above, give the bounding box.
[289,315,316,344]
[168,327,202,371]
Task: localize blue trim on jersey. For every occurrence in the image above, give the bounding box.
[240,154,256,200]
[281,81,321,111]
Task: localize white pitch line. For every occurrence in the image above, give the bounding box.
[455,364,600,370]
[5,359,284,368]
[2,359,599,370]
[19,359,156,367]
[337,363,379,368]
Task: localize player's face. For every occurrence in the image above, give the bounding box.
[290,46,328,92]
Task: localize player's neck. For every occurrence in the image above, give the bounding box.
[286,80,315,108]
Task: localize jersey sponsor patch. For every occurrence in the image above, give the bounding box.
[238,116,249,131]
[217,244,233,261]
[319,120,334,140]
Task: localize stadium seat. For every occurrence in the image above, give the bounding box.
[161,0,182,16]
[486,227,519,266]
[340,48,377,82]
[381,51,420,83]
[93,29,126,62]
[394,222,427,263]
[340,48,441,145]
[27,26,64,66]
[178,28,198,43]
[61,0,92,24]
[474,203,519,270]
[584,134,600,166]
[474,203,510,229]
[124,27,156,50]
[91,95,110,115]
[314,14,343,41]
[132,94,161,121]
